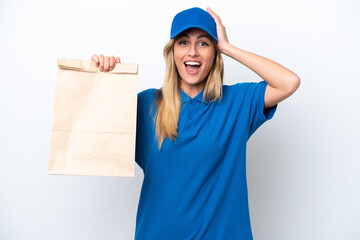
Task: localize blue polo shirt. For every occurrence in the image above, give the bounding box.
[134,81,277,240]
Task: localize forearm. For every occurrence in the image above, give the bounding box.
[221,43,300,92]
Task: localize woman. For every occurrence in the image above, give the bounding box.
[91,7,300,240]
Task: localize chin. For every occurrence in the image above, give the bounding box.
[181,78,206,88]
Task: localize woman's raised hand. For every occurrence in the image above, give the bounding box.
[90,54,121,72]
[206,8,230,54]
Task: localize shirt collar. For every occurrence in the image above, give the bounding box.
[180,87,209,105]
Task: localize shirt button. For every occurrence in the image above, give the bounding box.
[191,100,195,105]
[189,115,193,119]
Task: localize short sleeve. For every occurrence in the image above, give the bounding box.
[248,81,277,139]
[135,91,146,170]
[135,88,157,172]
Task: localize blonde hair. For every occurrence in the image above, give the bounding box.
[152,36,224,150]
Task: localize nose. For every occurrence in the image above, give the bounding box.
[188,43,199,57]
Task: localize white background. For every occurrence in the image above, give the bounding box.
[1,0,359,239]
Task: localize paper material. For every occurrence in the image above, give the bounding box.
[48,58,138,177]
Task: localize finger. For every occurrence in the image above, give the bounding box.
[207,7,218,18]
[115,56,121,63]
[104,56,110,72]
[207,7,222,25]
[206,8,218,24]
[210,9,222,25]
[91,54,99,67]
[99,54,104,71]
[109,55,115,71]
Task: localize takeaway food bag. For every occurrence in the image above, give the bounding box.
[48,58,138,177]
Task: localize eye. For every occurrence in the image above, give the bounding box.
[199,42,209,47]
[179,41,187,46]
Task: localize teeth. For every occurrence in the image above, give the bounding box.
[185,62,201,66]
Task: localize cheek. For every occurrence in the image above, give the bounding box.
[174,60,183,73]
[173,49,184,69]
[204,53,216,72]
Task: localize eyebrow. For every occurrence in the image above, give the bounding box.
[178,34,211,40]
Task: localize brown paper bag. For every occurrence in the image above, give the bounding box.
[48,58,138,177]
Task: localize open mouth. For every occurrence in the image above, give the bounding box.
[184,61,202,74]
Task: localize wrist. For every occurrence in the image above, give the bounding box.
[219,42,234,56]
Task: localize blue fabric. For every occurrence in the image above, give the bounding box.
[170,7,218,42]
[134,81,277,240]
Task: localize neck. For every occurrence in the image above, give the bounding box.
[180,82,205,98]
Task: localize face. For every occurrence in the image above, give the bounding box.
[173,28,216,92]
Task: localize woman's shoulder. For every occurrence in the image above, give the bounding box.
[137,88,160,115]
[138,88,159,102]
[220,81,267,103]
[223,81,265,88]
[223,81,267,93]
[138,88,158,96]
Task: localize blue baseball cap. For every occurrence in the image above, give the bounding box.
[170,7,218,42]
